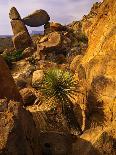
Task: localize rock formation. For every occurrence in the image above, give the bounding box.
[69,0,116,131]
[9,7,32,51]
[0,100,42,155]
[0,55,22,102]
[23,9,50,27]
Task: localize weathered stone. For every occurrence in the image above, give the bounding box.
[13,31,32,51]
[23,10,50,27]
[44,22,67,33]
[20,88,37,106]
[9,7,21,20]
[32,70,44,86]
[0,100,42,154]
[38,31,61,51]
[0,55,22,102]
[11,20,28,35]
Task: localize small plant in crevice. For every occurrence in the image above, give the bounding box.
[36,68,83,135]
[2,50,23,68]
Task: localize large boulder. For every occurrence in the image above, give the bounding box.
[0,100,42,155]
[23,10,50,27]
[0,55,22,102]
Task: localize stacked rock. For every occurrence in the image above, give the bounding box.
[9,7,32,51]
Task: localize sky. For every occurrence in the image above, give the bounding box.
[0,0,102,35]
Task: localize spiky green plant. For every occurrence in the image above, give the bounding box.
[38,68,83,135]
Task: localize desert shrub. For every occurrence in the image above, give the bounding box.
[2,50,23,68]
[37,68,83,134]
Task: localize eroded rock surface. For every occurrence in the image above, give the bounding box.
[0,55,22,102]
[0,100,42,155]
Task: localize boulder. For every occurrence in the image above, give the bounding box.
[38,31,61,52]
[23,10,50,27]
[9,7,21,20]
[32,70,44,86]
[0,100,42,154]
[13,31,32,51]
[44,22,67,33]
[20,88,37,106]
[0,55,22,102]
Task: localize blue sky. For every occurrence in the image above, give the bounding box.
[0,0,102,35]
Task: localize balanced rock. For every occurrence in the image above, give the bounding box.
[0,100,42,155]
[23,9,50,27]
[0,55,22,102]
[9,7,21,20]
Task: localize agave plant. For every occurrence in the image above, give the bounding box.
[38,68,83,135]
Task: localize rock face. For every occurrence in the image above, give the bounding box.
[72,0,116,128]
[72,123,116,155]
[9,7,32,51]
[0,100,42,155]
[0,55,22,102]
[23,10,50,27]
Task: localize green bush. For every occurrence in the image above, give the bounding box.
[38,68,83,135]
[2,50,23,68]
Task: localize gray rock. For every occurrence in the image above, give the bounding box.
[23,9,50,27]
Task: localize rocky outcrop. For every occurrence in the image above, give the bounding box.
[72,123,116,155]
[23,10,50,27]
[72,0,116,128]
[9,7,32,51]
[0,100,42,155]
[0,55,22,102]
[37,31,72,61]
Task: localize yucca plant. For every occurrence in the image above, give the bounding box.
[37,68,83,135]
